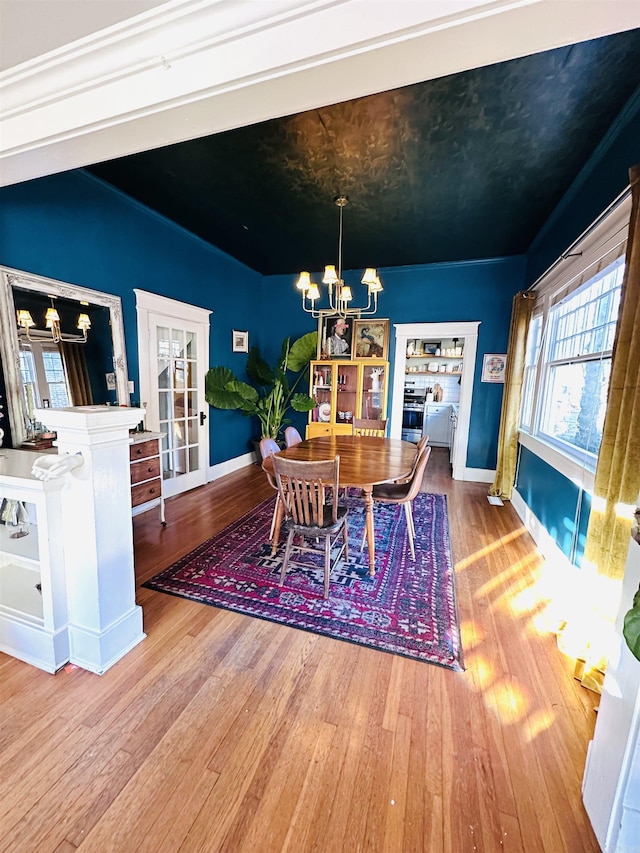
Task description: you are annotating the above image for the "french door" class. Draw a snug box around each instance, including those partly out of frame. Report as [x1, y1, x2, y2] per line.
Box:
[135, 291, 211, 499]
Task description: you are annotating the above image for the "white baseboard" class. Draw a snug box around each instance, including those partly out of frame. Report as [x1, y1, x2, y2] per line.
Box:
[68, 606, 146, 675]
[208, 451, 255, 482]
[461, 467, 495, 483]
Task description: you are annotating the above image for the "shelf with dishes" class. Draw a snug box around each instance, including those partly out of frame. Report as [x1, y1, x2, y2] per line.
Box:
[406, 364, 463, 375]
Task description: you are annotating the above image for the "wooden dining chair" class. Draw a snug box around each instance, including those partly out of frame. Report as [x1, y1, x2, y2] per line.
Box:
[362, 445, 432, 561]
[352, 417, 388, 437]
[271, 454, 348, 598]
[259, 437, 282, 543]
[284, 426, 302, 447]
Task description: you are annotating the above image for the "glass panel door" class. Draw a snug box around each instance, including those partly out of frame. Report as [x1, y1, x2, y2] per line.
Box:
[149, 314, 207, 498]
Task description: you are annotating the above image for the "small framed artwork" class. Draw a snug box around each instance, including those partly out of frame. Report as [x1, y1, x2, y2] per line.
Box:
[352, 319, 390, 360]
[422, 341, 441, 356]
[318, 315, 354, 359]
[232, 330, 249, 353]
[481, 353, 507, 383]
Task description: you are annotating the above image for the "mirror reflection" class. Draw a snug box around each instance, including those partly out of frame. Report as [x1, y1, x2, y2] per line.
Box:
[14, 289, 118, 423]
[0, 267, 129, 448]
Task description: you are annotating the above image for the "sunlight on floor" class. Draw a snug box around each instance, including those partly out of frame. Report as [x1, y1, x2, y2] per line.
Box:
[483, 678, 530, 725]
[455, 527, 528, 572]
[523, 708, 557, 742]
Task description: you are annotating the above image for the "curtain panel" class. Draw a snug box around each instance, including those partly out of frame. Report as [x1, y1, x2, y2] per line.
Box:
[60, 342, 93, 407]
[489, 291, 536, 500]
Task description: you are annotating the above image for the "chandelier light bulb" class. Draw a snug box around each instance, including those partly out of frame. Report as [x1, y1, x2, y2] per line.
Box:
[296, 271, 311, 291]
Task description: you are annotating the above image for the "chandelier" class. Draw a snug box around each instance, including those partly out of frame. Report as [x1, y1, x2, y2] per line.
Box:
[17, 298, 92, 343]
[296, 195, 383, 318]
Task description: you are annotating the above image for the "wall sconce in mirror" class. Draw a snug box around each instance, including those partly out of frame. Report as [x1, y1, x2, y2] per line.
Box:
[17, 298, 92, 343]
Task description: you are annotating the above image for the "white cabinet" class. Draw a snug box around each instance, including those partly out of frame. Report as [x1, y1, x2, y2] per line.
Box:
[0, 451, 68, 673]
[423, 404, 451, 446]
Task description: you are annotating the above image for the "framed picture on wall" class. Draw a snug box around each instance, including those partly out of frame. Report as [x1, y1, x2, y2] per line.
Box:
[318, 315, 354, 359]
[232, 330, 249, 353]
[352, 319, 390, 359]
[481, 353, 507, 383]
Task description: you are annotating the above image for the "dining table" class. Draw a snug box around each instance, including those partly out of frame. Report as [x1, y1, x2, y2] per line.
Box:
[262, 434, 418, 576]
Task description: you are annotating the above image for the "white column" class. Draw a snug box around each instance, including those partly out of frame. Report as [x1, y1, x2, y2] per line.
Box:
[35, 405, 146, 674]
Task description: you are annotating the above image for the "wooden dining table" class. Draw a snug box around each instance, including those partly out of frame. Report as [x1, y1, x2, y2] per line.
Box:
[262, 434, 418, 577]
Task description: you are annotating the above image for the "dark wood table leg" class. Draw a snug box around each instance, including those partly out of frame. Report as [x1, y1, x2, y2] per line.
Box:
[362, 486, 376, 576]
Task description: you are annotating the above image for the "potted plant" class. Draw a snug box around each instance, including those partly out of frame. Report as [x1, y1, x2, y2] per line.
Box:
[205, 331, 317, 443]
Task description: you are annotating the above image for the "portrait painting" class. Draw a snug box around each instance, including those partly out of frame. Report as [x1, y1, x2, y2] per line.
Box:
[318, 315, 354, 359]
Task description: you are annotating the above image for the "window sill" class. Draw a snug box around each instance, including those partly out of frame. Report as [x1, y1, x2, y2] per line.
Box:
[518, 431, 595, 493]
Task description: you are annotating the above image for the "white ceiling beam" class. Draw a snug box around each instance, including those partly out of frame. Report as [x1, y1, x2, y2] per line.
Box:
[1, 0, 639, 186]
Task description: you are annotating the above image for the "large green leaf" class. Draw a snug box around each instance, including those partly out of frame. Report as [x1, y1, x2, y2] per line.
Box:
[227, 380, 259, 404]
[623, 587, 640, 662]
[205, 367, 244, 409]
[246, 346, 274, 386]
[290, 392, 316, 412]
[205, 366, 236, 393]
[288, 331, 318, 372]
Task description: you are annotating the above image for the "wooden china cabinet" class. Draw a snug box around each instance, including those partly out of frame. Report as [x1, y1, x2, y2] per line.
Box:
[306, 359, 389, 437]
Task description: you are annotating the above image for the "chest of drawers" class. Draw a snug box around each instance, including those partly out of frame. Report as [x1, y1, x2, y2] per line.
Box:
[129, 432, 165, 525]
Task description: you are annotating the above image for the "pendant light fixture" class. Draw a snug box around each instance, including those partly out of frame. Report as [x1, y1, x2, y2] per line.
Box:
[296, 195, 383, 318]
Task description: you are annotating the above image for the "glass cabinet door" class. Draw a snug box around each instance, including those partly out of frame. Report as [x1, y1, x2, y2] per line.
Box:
[0, 498, 42, 622]
[310, 362, 334, 425]
[359, 363, 387, 420]
[335, 364, 358, 427]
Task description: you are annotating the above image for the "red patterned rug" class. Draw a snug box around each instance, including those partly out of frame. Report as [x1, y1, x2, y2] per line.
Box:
[144, 491, 463, 670]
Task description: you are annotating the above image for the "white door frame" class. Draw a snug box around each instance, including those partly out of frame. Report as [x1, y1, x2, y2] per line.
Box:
[134, 289, 211, 495]
[391, 321, 480, 480]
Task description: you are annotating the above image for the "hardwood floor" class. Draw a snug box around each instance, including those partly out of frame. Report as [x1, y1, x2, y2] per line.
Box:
[0, 448, 600, 852]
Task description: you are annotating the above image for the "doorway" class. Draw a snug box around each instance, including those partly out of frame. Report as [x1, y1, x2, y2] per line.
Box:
[390, 322, 480, 480]
[135, 290, 211, 499]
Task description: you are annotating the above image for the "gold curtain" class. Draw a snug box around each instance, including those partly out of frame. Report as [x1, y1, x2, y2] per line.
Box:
[566, 165, 640, 693]
[59, 341, 93, 406]
[489, 291, 536, 500]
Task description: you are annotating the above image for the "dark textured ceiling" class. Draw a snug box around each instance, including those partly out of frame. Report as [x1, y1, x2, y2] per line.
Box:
[87, 29, 640, 276]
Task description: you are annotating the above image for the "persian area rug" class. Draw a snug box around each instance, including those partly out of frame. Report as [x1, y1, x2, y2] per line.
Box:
[144, 491, 463, 670]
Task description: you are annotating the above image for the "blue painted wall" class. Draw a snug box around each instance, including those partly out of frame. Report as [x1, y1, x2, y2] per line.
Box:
[0, 170, 262, 464]
[516, 446, 590, 565]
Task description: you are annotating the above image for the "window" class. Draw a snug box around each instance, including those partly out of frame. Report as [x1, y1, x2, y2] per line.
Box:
[41, 349, 70, 408]
[19, 341, 70, 416]
[520, 255, 624, 467]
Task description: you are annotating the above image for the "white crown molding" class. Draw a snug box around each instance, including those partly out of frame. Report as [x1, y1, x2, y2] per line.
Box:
[1, 0, 639, 186]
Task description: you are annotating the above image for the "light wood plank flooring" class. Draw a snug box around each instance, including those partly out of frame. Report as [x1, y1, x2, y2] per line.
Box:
[0, 448, 599, 852]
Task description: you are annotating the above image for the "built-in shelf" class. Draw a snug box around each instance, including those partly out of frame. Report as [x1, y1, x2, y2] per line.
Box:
[406, 355, 464, 359]
[0, 519, 40, 564]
